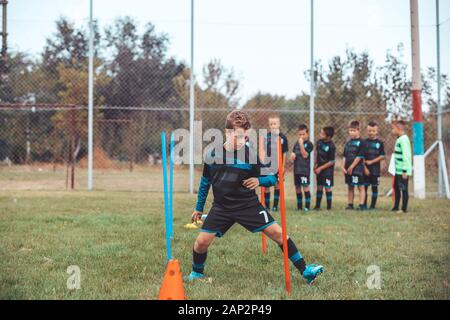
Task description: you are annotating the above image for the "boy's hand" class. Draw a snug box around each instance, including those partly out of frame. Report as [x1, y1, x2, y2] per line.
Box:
[299, 137, 304, 144]
[347, 167, 353, 175]
[314, 167, 321, 175]
[242, 177, 260, 190]
[402, 172, 407, 180]
[290, 152, 296, 161]
[191, 210, 203, 223]
[342, 167, 347, 174]
[364, 167, 370, 176]
[365, 159, 372, 166]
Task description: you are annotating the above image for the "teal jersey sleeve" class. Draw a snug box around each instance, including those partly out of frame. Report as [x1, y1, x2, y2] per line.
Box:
[257, 154, 277, 187]
[195, 165, 211, 212]
[258, 175, 277, 187]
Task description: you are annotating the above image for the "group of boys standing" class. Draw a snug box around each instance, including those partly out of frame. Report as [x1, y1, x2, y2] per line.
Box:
[263, 115, 412, 213]
[186, 111, 412, 283]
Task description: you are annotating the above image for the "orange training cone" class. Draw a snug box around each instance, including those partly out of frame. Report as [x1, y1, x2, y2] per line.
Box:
[158, 259, 186, 300]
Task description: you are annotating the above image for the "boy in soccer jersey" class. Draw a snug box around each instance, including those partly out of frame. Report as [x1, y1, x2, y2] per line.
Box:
[363, 121, 385, 210]
[263, 115, 289, 212]
[391, 120, 412, 213]
[342, 120, 367, 211]
[290, 124, 314, 212]
[187, 111, 324, 284]
[313, 126, 336, 210]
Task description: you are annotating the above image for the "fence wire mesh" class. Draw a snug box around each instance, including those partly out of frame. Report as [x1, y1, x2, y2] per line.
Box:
[1, 105, 448, 194]
[0, 0, 449, 195]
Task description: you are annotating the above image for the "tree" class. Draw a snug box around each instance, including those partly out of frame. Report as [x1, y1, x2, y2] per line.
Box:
[0, 52, 41, 163]
[172, 59, 241, 133]
[99, 17, 186, 160]
[42, 17, 101, 74]
[242, 92, 288, 129]
[101, 17, 184, 113]
[201, 59, 240, 108]
[378, 44, 411, 120]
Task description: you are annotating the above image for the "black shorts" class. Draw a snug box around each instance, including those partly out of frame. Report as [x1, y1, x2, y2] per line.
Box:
[345, 174, 366, 186]
[201, 203, 276, 237]
[317, 173, 333, 188]
[365, 174, 380, 186]
[294, 174, 310, 187]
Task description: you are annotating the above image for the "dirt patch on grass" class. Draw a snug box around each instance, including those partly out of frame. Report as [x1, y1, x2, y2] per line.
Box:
[79, 147, 116, 169]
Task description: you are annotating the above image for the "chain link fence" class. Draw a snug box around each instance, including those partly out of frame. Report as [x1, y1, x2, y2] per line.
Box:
[1, 0, 449, 195]
[1, 104, 447, 194]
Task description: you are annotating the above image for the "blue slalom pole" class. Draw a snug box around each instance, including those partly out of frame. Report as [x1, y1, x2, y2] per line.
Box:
[161, 131, 172, 261]
[168, 132, 175, 239]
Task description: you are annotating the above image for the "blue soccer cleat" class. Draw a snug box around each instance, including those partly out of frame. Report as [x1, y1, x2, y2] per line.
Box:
[302, 264, 324, 284]
[185, 271, 205, 282]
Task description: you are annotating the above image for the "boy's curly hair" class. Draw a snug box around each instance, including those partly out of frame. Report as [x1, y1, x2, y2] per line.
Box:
[225, 111, 251, 130]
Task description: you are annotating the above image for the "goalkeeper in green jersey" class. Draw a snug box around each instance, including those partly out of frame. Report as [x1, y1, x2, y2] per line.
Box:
[391, 120, 412, 213]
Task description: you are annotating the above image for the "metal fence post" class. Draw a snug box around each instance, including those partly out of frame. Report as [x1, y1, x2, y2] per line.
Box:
[88, 0, 94, 191]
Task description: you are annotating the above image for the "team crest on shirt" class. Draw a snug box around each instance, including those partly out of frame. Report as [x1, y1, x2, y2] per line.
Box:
[322, 145, 329, 152]
[375, 142, 380, 149]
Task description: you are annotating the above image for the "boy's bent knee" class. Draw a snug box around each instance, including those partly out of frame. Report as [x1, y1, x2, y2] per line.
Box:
[264, 224, 284, 244]
[194, 234, 214, 252]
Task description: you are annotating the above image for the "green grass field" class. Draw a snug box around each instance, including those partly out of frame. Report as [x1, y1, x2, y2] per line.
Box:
[1, 179, 449, 300]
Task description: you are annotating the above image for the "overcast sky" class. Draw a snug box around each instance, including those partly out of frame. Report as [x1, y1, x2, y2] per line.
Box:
[6, 0, 450, 103]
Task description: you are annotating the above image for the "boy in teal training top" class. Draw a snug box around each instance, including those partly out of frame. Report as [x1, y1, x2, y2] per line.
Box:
[363, 121, 385, 210]
[263, 114, 289, 212]
[187, 111, 324, 284]
[290, 124, 314, 212]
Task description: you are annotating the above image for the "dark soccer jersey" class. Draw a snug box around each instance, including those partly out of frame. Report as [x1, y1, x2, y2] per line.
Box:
[195, 145, 276, 212]
[265, 132, 289, 157]
[343, 138, 366, 175]
[364, 138, 385, 176]
[316, 139, 336, 176]
[293, 140, 314, 175]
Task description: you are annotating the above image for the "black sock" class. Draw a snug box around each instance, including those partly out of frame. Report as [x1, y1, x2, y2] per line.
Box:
[192, 249, 207, 274]
[393, 176, 401, 210]
[402, 190, 409, 211]
[278, 238, 306, 274]
[348, 203, 354, 208]
[264, 191, 271, 209]
[273, 189, 280, 208]
[393, 187, 400, 210]
[370, 186, 378, 208]
[296, 191, 303, 209]
[364, 185, 369, 207]
[315, 190, 323, 208]
[304, 191, 311, 210]
[326, 190, 332, 210]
